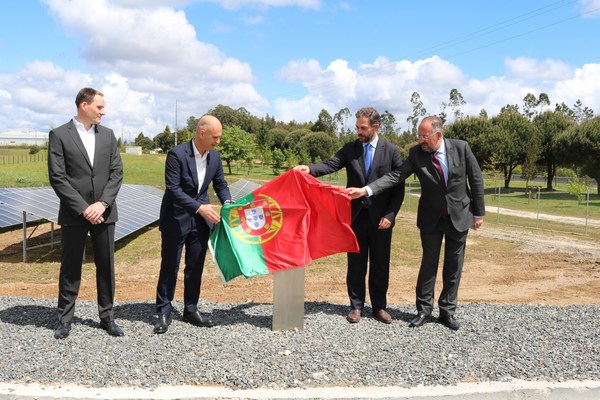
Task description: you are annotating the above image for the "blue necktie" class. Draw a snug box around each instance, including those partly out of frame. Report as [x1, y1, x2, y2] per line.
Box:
[364, 143, 372, 177]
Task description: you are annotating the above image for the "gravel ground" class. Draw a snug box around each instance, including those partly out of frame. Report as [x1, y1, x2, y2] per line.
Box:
[0, 297, 598, 390]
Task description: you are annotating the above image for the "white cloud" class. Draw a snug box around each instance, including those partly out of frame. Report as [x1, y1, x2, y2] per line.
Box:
[1, 0, 270, 136]
[198, 0, 321, 11]
[274, 55, 600, 129]
[578, 0, 600, 17]
[505, 57, 572, 82]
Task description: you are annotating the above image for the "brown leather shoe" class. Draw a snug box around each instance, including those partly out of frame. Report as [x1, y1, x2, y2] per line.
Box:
[346, 309, 362, 323]
[373, 309, 392, 324]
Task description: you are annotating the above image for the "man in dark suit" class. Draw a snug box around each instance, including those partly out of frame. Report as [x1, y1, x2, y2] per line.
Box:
[48, 87, 124, 339]
[154, 115, 231, 334]
[294, 107, 404, 324]
[348, 115, 485, 330]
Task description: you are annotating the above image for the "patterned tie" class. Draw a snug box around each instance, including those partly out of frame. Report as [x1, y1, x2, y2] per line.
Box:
[431, 151, 449, 218]
[364, 143, 372, 177]
[431, 151, 446, 188]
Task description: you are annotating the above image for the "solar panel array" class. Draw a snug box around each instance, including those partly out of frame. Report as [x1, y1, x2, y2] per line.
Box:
[228, 179, 261, 202]
[0, 184, 164, 241]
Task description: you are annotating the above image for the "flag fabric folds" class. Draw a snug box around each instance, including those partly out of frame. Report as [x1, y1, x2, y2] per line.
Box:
[210, 169, 359, 283]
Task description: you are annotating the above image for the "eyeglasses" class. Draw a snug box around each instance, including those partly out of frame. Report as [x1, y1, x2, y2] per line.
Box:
[417, 135, 431, 140]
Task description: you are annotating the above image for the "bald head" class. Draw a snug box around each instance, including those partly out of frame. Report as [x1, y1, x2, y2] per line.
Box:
[194, 115, 223, 154]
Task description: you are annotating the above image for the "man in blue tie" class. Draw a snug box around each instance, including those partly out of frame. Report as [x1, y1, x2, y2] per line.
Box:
[294, 107, 404, 324]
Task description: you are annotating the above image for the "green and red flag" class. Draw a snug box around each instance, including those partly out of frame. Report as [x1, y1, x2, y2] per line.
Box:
[209, 169, 359, 283]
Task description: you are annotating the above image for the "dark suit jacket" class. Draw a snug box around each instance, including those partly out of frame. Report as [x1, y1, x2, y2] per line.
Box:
[370, 138, 485, 233]
[159, 139, 231, 238]
[309, 138, 404, 226]
[48, 120, 123, 226]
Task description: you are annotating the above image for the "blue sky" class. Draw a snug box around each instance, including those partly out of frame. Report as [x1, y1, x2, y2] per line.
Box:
[0, 0, 599, 140]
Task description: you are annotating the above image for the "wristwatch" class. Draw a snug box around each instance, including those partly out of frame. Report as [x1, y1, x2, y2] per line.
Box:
[100, 201, 109, 209]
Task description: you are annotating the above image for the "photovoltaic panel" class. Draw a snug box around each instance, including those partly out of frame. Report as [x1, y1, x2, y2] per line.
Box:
[0, 203, 42, 228]
[0, 185, 164, 241]
[228, 179, 261, 202]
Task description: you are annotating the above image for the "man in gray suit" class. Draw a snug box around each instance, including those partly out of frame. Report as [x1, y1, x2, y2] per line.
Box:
[48, 87, 124, 339]
[348, 116, 484, 330]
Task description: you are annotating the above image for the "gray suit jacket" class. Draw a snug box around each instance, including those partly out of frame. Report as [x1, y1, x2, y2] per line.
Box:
[370, 138, 484, 233]
[48, 120, 123, 226]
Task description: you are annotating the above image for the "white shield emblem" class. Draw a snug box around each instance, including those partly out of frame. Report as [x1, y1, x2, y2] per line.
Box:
[244, 207, 265, 230]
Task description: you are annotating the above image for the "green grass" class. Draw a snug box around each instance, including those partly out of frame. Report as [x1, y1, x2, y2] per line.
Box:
[0, 147, 598, 222]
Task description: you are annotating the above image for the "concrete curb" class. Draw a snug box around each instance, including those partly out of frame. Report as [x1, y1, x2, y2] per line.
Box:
[0, 380, 599, 400]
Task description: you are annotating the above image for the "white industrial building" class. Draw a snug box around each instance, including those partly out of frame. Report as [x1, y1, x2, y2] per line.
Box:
[0, 131, 49, 146]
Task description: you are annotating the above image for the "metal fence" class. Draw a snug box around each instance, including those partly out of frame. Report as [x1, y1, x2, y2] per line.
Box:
[0, 153, 47, 165]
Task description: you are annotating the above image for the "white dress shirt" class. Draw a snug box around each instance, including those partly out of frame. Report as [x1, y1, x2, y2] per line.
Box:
[192, 141, 208, 193]
[73, 117, 96, 166]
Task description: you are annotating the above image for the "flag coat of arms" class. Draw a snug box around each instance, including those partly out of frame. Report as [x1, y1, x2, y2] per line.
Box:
[210, 170, 359, 283]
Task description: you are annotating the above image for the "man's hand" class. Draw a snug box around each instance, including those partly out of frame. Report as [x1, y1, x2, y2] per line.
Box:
[83, 202, 106, 224]
[473, 216, 484, 230]
[347, 187, 367, 199]
[198, 204, 221, 224]
[293, 165, 310, 173]
[378, 217, 392, 230]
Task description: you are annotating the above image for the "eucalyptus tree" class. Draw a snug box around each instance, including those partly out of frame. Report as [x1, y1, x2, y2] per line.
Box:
[333, 107, 352, 138]
[311, 109, 336, 136]
[407, 91, 427, 135]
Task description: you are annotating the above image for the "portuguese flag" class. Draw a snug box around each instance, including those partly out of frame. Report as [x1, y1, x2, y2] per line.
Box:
[210, 169, 359, 283]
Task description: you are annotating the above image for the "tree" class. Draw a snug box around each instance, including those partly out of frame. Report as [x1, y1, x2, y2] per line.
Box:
[134, 132, 154, 151]
[523, 93, 551, 120]
[444, 116, 491, 166]
[379, 110, 397, 138]
[268, 128, 289, 151]
[283, 128, 311, 157]
[448, 88, 466, 120]
[407, 91, 427, 135]
[554, 99, 595, 123]
[300, 131, 339, 163]
[186, 116, 198, 133]
[566, 117, 600, 194]
[489, 110, 534, 188]
[154, 125, 175, 152]
[572, 99, 595, 123]
[333, 107, 352, 138]
[311, 109, 335, 136]
[533, 111, 574, 190]
[218, 126, 257, 175]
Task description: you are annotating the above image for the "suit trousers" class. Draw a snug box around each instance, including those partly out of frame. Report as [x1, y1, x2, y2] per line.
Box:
[417, 217, 468, 317]
[156, 220, 210, 315]
[347, 210, 393, 311]
[57, 223, 116, 323]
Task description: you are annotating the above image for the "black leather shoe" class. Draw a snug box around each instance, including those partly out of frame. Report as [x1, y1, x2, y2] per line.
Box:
[100, 321, 125, 337]
[54, 322, 71, 339]
[182, 311, 214, 327]
[438, 314, 460, 331]
[409, 312, 432, 328]
[154, 314, 172, 334]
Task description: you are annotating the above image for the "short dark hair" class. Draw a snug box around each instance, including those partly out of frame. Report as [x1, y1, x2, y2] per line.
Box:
[355, 107, 380, 126]
[75, 88, 103, 108]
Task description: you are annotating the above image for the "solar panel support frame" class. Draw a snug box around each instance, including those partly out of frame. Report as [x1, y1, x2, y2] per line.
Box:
[21, 211, 59, 262]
